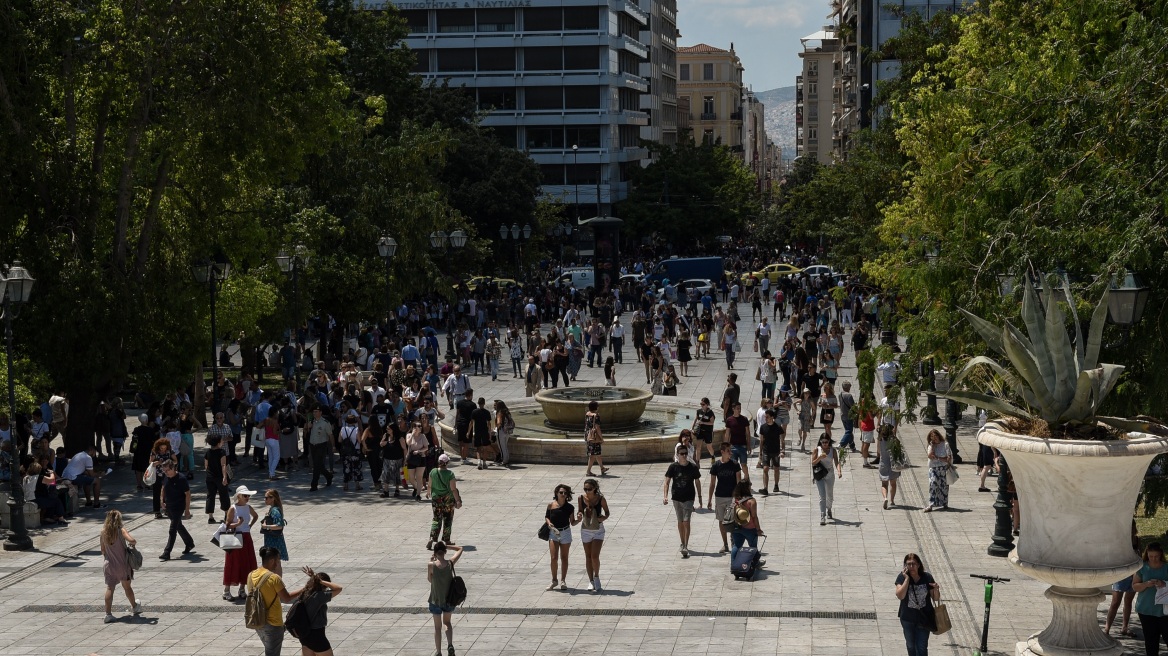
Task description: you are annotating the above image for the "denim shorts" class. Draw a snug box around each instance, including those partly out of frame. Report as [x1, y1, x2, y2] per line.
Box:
[429, 602, 456, 614]
[730, 445, 748, 465]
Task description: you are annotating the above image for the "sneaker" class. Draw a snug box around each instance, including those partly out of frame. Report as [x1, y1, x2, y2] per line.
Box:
[546, 580, 558, 591]
[827, 510, 833, 519]
[104, 613, 115, 624]
[593, 577, 602, 592]
[158, 553, 171, 561]
[719, 546, 729, 554]
[820, 517, 826, 526]
[757, 488, 769, 496]
[773, 485, 780, 493]
[883, 499, 889, 510]
[559, 581, 567, 591]
[681, 547, 689, 558]
[448, 647, 456, 656]
[380, 490, 388, 498]
[922, 505, 934, 513]
[393, 489, 400, 498]
[207, 517, 218, 524]
[132, 603, 143, 616]
[222, 592, 234, 601]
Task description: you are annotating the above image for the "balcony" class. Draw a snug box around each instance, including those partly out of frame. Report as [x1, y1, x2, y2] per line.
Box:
[730, 110, 742, 120]
[617, 34, 649, 59]
[700, 112, 717, 120]
[844, 92, 856, 107]
[615, 0, 649, 26]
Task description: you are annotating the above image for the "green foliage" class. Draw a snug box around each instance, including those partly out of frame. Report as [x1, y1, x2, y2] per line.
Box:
[619, 140, 760, 251]
[0, 351, 52, 417]
[866, 0, 1168, 421]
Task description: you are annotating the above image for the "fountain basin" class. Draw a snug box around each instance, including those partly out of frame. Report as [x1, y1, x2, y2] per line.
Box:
[535, 386, 653, 430]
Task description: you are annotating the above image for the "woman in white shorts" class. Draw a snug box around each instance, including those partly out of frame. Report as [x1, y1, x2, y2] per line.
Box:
[577, 478, 610, 593]
[544, 484, 579, 591]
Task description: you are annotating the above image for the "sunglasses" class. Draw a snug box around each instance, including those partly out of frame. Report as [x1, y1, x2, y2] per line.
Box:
[583, 487, 595, 492]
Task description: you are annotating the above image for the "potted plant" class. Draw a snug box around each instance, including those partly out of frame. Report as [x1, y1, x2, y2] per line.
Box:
[942, 279, 1168, 656]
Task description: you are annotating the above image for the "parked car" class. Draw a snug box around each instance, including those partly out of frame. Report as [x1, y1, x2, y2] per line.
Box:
[644, 257, 724, 286]
[675, 278, 715, 296]
[741, 262, 803, 284]
[619, 273, 644, 287]
[801, 265, 837, 280]
[455, 276, 519, 292]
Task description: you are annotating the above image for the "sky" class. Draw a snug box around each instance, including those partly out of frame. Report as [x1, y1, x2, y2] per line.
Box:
[676, 0, 832, 91]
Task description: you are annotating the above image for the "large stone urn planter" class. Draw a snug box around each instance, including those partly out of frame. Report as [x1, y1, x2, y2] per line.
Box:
[980, 423, 1168, 655]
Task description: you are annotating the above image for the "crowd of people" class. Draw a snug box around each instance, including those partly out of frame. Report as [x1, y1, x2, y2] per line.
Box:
[0, 250, 1005, 656]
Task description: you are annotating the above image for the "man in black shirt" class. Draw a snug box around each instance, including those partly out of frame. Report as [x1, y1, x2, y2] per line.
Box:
[804, 364, 823, 414]
[694, 398, 717, 465]
[470, 397, 495, 470]
[706, 443, 742, 554]
[454, 389, 477, 465]
[380, 415, 408, 498]
[159, 462, 195, 560]
[664, 446, 702, 558]
[720, 373, 741, 419]
[758, 410, 783, 496]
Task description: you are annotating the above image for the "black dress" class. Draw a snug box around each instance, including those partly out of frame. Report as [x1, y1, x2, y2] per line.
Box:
[677, 338, 692, 363]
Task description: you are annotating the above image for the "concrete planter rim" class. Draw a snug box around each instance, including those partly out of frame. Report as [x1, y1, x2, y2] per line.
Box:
[979, 420, 1168, 456]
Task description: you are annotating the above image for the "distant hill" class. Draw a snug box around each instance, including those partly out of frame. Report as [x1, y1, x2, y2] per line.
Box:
[753, 86, 797, 161]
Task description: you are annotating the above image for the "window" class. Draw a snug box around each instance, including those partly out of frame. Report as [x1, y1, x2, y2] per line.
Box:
[619, 125, 639, 148]
[477, 9, 514, 32]
[564, 46, 599, 70]
[808, 82, 817, 96]
[618, 88, 639, 111]
[808, 127, 818, 141]
[807, 60, 818, 75]
[563, 7, 599, 29]
[539, 164, 565, 184]
[437, 10, 475, 33]
[679, 63, 689, 80]
[478, 48, 515, 71]
[527, 128, 565, 150]
[436, 49, 475, 72]
[703, 63, 714, 80]
[401, 10, 428, 33]
[524, 8, 561, 31]
[617, 50, 640, 75]
[410, 49, 430, 73]
[702, 96, 714, 115]
[524, 47, 561, 71]
[525, 87, 563, 110]
[478, 88, 517, 110]
[566, 126, 601, 148]
[702, 129, 714, 144]
[564, 86, 600, 109]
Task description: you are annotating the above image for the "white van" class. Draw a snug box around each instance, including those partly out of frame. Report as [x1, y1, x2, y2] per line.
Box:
[557, 267, 594, 289]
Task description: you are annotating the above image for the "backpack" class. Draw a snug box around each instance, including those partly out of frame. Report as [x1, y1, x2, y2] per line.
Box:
[244, 571, 276, 630]
[446, 564, 468, 607]
[284, 596, 310, 639]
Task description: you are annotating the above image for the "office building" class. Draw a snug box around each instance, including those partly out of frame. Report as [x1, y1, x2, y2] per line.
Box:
[641, 0, 680, 148]
[386, 0, 655, 216]
[795, 27, 840, 163]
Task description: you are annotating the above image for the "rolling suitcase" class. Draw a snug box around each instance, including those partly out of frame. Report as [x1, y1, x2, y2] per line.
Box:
[731, 535, 766, 580]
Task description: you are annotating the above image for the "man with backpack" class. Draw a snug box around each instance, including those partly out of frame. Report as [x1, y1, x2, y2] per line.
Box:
[246, 546, 306, 655]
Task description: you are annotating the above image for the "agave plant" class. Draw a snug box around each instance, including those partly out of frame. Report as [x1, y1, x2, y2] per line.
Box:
[944, 277, 1150, 435]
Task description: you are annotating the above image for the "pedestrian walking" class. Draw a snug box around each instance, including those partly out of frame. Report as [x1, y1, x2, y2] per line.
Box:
[470, 397, 494, 469]
[720, 322, 738, 369]
[664, 445, 701, 558]
[293, 568, 343, 656]
[1105, 522, 1139, 637]
[158, 461, 195, 560]
[577, 478, 610, 592]
[545, 483, 579, 590]
[757, 409, 782, 495]
[493, 400, 514, 466]
[149, 438, 177, 519]
[204, 433, 230, 524]
[260, 488, 289, 562]
[584, 400, 609, 476]
[380, 415, 408, 498]
[895, 553, 940, 656]
[248, 547, 305, 656]
[812, 433, 842, 525]
[819, 382, 838, 440]
[693, 398, 716, 465]
[603, 356, 617, 386]
[1132, 542, 1168, 655]
[339, 413, 365, 491]
[878, 394, 901, 508]
[428, 541, 464, 656]
[100, 509, 142, 623]
[730, 481, 764, 561]
[923, 429, 952, 512]
[427, 454, 462, 549]
[223, 485, 259, 600]
[706, 443, 742, 554]
[307, 407, 335, 492]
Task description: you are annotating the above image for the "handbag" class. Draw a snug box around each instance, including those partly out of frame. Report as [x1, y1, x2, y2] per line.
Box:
[733, 340, 742, 352]
[219, 531, 243, 551]
[820, 408, 836, 424]
[932, 601, 952, 635]
[945, 466, 959, 486]
[446, 564, 467, 607]
[126, 544, 143, 571]
[812, 461, 829, 481]
[537, 523, 551, 541]
[250, 428, 266, 449]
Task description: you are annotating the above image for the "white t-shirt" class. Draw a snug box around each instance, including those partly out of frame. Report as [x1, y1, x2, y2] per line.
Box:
[877, 361, 901, 385]
[757, 322, 771, 337]
[879, 397, 900, 426]
[62, 451, 94, 480]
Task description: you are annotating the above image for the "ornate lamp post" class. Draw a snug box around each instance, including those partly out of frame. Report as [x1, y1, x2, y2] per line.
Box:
[499, 223, 531, 279]
[275, 245, 309, 385]
[430, 230, 467, 355]
[377, 235, 398, 330]
[192, 256, 231, 415]
[2, 261, 34, 551]
[1107, 271, 1150, 341]
[549, 222, 573, 269]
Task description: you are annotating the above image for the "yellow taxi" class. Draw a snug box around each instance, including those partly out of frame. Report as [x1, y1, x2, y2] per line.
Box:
[455, 276, 519, 292]
[741, 263, 803, 285]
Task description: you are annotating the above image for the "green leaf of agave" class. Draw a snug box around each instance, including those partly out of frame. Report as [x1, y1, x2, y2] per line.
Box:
[939, 390, 1035, 421]
[1097, 416, 1168, 437]
[1084, 288, 1110, 370]
[1000, 325, 1058, 418]
[1042, 284, 1077, 411]
[959, 308, 1005, 356]
[949, 355, 1042, 410]
[1058, 369, 1100, 424]
[1021, 280, 1056, 394]
[1096, 364, 1125, 411]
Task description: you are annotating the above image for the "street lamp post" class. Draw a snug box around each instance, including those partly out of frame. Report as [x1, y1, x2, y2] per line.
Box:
[499, 223, 531, 279]
[921, 359, 942, 425]
[572, 145, 579, 223]
[549, 223, 573, 270]
[430, 230, 467, 356]
[377, 235, 398, 331]
[2, 261, 35, 551]
[275, 246, 310, 386]
[193, 256, 231, 417]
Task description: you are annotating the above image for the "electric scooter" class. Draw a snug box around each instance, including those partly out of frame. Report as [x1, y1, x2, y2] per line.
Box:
[971, 573, 1010, 656]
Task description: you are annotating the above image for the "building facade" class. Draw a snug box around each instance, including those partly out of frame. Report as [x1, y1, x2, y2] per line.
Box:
[387, 0, 657, 216]
[677, 44, 744, 149]
[640, 0, 679, 148]
[795, 27, 839, 163]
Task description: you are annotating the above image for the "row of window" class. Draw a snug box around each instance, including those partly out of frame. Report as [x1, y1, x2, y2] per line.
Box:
[401, 8, 601, 34]
[539, 162, 640, 186]
[411, 47, 604, 74]
[678, 63, 715, 81]
[475, 86, 604, 111]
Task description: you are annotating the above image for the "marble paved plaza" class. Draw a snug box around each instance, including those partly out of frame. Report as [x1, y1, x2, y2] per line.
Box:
[0, 315, 1145, 655]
